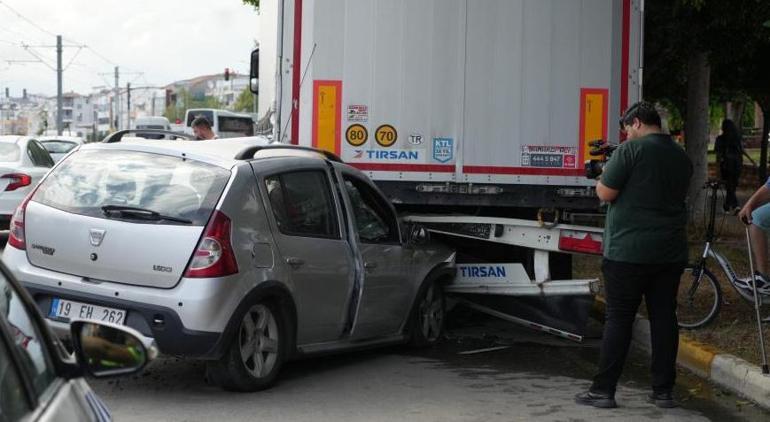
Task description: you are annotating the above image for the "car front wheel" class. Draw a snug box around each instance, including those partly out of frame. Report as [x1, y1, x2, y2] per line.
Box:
[409, 280, 445, 347]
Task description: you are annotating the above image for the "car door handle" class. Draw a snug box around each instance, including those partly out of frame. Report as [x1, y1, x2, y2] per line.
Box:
[364, 261, 378, 270]
[285, 257, 305, 268]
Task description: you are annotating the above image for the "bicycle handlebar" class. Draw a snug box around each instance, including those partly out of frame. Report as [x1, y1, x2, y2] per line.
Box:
[703, 180, 725, 190]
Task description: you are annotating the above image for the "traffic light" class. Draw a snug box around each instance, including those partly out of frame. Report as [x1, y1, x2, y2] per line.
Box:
[224, 68, 230, 81]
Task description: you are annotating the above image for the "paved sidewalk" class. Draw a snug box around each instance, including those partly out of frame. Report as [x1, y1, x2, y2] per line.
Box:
[633, 318, 770, 409]
[595, 297, 770, 409]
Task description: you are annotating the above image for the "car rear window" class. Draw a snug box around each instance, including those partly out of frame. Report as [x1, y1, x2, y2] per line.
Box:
[32, 149, 231, 226]
[41, 141, 77, 154]
[0, 143, 21, 162]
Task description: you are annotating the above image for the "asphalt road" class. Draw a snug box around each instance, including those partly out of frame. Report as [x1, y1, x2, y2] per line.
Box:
[0, 237, 765, 421]
[87, 316, 769, 422]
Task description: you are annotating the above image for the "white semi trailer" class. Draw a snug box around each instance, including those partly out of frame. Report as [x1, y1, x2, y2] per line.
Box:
[251, 0, 644, 340]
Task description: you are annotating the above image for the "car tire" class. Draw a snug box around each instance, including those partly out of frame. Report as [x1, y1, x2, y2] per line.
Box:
[409, 279, 446, 348]
[208, 300, 286, 392]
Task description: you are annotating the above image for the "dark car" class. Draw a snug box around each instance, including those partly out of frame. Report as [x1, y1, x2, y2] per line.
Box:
[0, 259, 155, 421]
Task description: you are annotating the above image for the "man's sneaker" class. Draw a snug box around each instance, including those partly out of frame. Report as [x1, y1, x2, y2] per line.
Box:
[754, 272, 770, 296]
[647, 391, 678, 408]
[575, 391, 617, 408]
[736, 272, 770, 302]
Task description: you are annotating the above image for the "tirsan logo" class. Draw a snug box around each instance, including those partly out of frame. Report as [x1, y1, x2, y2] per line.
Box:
[460, 265, 507, 278]
[364, 150, 421, 161]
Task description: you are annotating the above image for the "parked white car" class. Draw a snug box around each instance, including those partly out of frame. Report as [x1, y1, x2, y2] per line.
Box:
[0, 136, 55, 230]
[38, 136, 85, 163]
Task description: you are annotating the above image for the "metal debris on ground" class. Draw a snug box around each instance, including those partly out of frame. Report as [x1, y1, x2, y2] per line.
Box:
[457, 346, 511, 355]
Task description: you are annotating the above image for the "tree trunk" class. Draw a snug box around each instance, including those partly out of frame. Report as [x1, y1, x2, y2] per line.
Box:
[726, 101, 745, 134]
[759, 99, 770, 186]
[685, 51, 711, 212]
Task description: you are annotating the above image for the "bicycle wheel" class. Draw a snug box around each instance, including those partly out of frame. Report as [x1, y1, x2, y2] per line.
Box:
[677, 265, 722, 329]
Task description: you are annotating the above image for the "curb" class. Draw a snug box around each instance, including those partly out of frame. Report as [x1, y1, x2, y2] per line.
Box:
[593, 297, 770, 409]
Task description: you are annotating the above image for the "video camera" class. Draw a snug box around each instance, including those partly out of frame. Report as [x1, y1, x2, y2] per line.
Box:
[584, 139, 618, 179]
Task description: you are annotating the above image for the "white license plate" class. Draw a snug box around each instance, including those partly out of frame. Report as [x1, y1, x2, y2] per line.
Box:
[49, 298, 127, 325]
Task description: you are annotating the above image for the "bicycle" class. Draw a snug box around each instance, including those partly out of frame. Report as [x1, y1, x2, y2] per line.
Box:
[677, 180, 770, 329]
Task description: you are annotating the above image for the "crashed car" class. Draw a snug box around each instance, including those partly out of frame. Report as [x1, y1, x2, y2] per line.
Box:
[3, 133, 455, 391]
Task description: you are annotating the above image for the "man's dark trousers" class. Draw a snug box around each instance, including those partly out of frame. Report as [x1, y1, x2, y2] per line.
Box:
[590, 259, 684, 396]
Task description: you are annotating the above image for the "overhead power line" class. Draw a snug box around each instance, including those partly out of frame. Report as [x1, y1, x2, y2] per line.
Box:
[0, 0, 57, 38]
[63, 46, 83, 71]
[20, 44, 56, 71]
[0, 1, 120, 70]
[62, 36, 117, 66]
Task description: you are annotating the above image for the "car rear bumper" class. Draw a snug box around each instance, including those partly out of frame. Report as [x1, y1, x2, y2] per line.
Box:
[2, 245, 244, 359]
[25, 284, 225, 358]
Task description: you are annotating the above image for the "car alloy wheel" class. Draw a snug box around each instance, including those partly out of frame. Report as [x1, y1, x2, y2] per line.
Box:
[417, 282, 444, 343]
[239, 304, 280, 379]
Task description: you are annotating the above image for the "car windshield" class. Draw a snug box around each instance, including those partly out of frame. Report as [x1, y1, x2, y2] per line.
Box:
[41, 141, 78, 154]
[0, 143, 21, 162]
[32, 149, 231, 226]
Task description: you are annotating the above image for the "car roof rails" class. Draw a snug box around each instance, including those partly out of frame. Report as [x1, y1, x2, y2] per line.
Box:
[234, 144, 343, 162]
[101, 129, 195, 143]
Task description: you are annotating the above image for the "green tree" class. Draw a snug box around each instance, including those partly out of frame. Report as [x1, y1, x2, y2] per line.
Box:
[242, 0, 259, 9]
[645, 0, 770, 205]
[163, 88, 223, 122]
[740, 39, 770, 183]
[232, 87, 257, 113]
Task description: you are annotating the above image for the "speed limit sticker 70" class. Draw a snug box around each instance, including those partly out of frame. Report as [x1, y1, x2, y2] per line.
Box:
[375, 124, 398, 147]
[346, 124, 368, 146]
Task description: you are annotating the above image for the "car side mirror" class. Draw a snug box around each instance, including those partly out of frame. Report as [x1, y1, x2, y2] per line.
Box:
[249, 48, 259, 95]
[407, 224, 430, 246]
[70, 320, 157, 378]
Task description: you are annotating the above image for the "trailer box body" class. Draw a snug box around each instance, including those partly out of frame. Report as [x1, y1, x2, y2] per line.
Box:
[261, 0, 643, 209]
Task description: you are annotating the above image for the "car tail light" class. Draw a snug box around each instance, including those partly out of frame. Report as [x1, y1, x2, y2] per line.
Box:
[8, 190, 37, 250]
[558, 230, 603, 255]
[2, 173, 31, 192]
[184, 210, 239, 278]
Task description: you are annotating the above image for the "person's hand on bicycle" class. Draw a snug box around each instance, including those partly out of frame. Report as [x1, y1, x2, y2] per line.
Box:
[738, 204, 753, 225]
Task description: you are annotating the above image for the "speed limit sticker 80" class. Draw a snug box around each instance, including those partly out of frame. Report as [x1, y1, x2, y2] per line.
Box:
[346, 124, 368, 146]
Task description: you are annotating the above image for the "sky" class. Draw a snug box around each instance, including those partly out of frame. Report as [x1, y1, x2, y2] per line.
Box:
[0, 0, 259, 97]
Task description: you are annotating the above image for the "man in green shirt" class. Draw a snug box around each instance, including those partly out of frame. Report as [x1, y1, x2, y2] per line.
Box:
[575, 101, 693, 409]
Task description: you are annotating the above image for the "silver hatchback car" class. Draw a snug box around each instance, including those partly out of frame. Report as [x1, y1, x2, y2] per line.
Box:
[3, 136, 455, 391]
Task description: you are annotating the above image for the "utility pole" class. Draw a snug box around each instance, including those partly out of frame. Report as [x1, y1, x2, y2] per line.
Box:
[114, 66, 120, 130]
[92, 110, 98, 142]
[151, 92, 156, 116]
[126, 82, 131, 129]
[56, 35, 63, 135]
